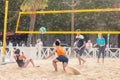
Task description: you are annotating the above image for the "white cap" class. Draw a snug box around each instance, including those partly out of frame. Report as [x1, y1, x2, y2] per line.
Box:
[76, 35, 84, 39]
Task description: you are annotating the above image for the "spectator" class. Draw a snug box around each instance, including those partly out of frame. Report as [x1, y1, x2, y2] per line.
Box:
[85, 40, 93, 53]
[35, 38, 43, 59]
[85, 40, 93, 57]
[8, 41, 14, 61]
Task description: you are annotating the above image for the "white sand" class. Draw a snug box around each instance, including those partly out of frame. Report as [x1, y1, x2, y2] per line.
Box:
[0, 58, 120, 80]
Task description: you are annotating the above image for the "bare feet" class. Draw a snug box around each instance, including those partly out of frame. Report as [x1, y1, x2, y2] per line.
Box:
[79, 63, 81, 65]
[83, 61, 86, 64]
[53, 70, 57, 72]
[78, 61, 86, 65]
[36, 65, 40, 67]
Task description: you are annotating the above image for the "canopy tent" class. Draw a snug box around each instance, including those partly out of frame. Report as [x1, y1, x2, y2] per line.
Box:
[0, 32, 24, 38]
[6, 32, 14, 37]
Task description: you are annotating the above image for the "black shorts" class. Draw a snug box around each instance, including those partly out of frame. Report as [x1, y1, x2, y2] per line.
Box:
[75, 48, 85, 56]
[56, 56, 68, 64]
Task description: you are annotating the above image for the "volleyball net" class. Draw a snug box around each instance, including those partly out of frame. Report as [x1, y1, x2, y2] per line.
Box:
[16, 8, 120, 34]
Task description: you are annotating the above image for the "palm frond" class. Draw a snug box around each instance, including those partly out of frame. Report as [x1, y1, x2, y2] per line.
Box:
[20, 0, 48, 11]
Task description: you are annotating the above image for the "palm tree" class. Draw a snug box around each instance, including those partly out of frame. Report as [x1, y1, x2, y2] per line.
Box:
[20, 0, 48, 46]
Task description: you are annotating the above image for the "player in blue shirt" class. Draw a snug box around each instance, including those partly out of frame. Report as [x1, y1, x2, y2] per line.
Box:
[94, 33, 106, 64]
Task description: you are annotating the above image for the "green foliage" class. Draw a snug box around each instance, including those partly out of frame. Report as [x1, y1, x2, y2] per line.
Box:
[0, 0, 120, 32]
[20, 0, 48, 11]
[0, 0, 5, 32]
[75, 0, 120, 31]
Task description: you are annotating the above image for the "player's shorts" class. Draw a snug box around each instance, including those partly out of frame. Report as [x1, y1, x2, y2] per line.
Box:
[56, 55, 68, 64]
[75, 48, 85, 56]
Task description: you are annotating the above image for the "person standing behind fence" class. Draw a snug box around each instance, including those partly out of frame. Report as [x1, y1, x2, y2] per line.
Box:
[73, 34, 86, 65]
[35, 38, 43, 59]
[94, 33, 106, 64]
[85, 40, 93, 54]
[8, 41, 14, 61]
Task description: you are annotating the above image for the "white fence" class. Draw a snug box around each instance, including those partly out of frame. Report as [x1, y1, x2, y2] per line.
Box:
[0, 47, 120, 62]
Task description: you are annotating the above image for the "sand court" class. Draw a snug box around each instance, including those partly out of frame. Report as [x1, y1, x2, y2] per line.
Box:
[65, 66, 80, 75]
[0, 58, 120, 80]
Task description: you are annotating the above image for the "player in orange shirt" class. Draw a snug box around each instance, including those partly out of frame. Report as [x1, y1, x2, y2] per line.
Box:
[44, 40, 68, 72]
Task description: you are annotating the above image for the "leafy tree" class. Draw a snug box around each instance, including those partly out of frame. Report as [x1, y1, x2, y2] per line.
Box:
[20, 0, 48, 46]
[1, 0, 120, 46]
[7, 0, 24, 32]
[75, 0, 120, 31]
[0, 0, 5, 32]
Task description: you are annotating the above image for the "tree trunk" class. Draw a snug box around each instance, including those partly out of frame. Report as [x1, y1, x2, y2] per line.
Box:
[27, 14, 36, 46]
